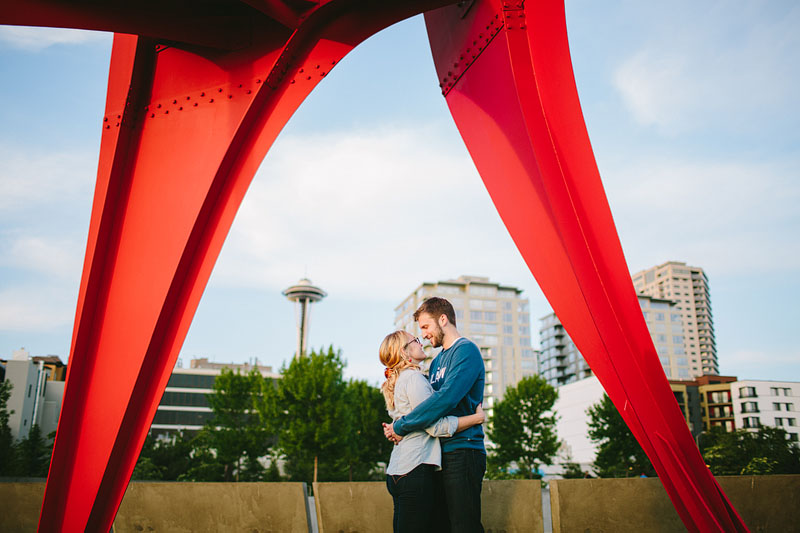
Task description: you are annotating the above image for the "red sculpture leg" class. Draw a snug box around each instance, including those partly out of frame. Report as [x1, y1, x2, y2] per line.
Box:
[425, 2, 748, 532]
[28, 2, 455, 531]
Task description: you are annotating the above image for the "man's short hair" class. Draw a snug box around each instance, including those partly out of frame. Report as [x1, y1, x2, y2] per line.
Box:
[414, 297, 457, 327]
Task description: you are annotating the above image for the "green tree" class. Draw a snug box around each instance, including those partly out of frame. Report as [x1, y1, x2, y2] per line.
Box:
[257, 346, 349, 484]
[194, 368, 271, 481]
[700, 426, 800, 476]
[341, 379, 393, 481]
[15, 424, 52, 477]
[132, 431, 195, 481]
[0, 380, 15, 475]
[487, 375, 559, 479]
[586, 394, 655, 478]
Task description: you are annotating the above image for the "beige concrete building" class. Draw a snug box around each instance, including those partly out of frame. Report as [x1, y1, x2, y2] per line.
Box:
[632, 261, 718, 376]
[394, 276, 538, 412]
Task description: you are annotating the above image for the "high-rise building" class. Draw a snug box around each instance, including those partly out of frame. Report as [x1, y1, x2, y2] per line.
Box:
[539, 294, 688, 387]
[632, 261, 717, 376]
[394, 275, 538, 412]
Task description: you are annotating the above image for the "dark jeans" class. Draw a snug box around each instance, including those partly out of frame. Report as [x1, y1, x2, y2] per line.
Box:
[432, 448, 486, 533]
[386, 463, 435, 533]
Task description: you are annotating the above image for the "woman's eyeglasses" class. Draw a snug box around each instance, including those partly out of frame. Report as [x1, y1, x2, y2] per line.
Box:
[403, 337, 422, 350]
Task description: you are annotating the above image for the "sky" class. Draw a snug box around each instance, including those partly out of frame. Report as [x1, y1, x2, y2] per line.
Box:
[1, 1, 798, 387]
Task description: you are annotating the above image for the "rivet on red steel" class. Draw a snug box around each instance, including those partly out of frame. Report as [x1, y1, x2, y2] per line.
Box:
[164, 110, 169, 114]
[150, 113, 155, 118]
[200, 92, 205, 97]
[186, 96, 191, 100]
[104, 117, 108, 122]
[157, 104, 162, 109]
[246, 89, 252, 94]
[256, 79, 262, 83]
[193, 103, 198, 107]
[218, 88, 223, 93]
[172, 99, 177, 104]
[228, 95, 232, 99]
[105, 125, 110, 129]
[209, 98, 214, 103]
[179, 107, 183, 110]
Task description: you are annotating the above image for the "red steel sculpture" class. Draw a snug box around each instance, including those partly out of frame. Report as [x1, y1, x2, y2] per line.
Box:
[2, 1, 749, 532]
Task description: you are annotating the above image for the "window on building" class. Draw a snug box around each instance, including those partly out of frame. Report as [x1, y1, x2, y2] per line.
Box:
[771, 387, 781, 396]
[655, 312, 665, 321]
[741, 402, 759, 413]
[504, 336, 513, 346]
[742, 417, 760, 429]
[672, 335, 685, 344]
[788, 433, 799, 442]
[484, 311, 497, 321]
[503, 313, 513, 322]
[788, 418, 797, 427]
[470, 310, 482, 321]
[739, 386, 757, 398]
[774, 402, 782, 411]
[503, 325, 513, 335]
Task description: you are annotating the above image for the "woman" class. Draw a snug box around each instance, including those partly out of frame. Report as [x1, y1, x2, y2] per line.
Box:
[379, 330, 485, 533]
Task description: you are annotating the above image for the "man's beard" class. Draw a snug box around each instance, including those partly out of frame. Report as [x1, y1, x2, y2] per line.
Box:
[431, 323, 445, 348]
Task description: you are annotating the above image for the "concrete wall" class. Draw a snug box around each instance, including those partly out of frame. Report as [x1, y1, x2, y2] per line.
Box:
[3, 476, 798, 532]
[115, 482, 310, 533]
[550, 475, 800, 533]
[0, 482, 310, 533]
[313, 479, 542, 533]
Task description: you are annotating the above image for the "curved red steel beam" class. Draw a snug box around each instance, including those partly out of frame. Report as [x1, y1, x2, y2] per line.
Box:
[425, 2, 748, 532]
[0, 0, 749, 531]
[17, 1, 456, 531]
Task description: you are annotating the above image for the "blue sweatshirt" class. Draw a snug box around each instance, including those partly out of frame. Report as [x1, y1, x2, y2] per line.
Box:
[393, 337, 486, 453]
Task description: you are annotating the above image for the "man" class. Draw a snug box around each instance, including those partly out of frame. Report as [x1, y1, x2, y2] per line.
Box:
[383, 297, 486, 532]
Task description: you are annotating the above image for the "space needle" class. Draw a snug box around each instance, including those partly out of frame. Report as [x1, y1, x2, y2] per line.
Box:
[282, 278, 327, 358]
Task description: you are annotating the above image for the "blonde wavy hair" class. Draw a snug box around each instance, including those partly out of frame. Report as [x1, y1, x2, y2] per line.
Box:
[379, 330, 418, 412]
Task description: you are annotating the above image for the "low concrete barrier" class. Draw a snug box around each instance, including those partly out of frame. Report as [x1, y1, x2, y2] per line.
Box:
[313, 479, 542, 533]
[0, 481, 45, 533]
[115, 482, 311, 533]
[0, 481, 310, 533]
[550, 475, 800, 533]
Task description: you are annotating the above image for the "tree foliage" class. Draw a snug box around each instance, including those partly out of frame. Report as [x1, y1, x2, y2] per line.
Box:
[486, 375, 559, 479]
[0, 380, 15, 475]
[700, 426, 800, 476]
[586, 394, 655, 478]
[341, 379, 393, 481]
[256, 346, 350, 484]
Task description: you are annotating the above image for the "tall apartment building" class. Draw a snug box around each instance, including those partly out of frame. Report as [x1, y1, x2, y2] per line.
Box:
[394, 276, 538, 410]
[539, 294, 687, 387]
[150, 358, 279, 437]
[632, 261, 717, 376]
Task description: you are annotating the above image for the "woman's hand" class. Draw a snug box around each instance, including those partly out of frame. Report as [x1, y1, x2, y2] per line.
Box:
[475, 403, 485, 424]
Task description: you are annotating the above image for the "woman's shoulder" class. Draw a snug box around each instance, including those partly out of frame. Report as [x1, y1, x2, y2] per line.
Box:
[396, 368, 426, 386]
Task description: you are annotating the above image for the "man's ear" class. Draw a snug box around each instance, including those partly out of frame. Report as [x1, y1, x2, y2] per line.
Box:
[439, 314, 448, 328]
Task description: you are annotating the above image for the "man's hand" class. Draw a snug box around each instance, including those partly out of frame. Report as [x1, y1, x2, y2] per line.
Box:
[382, 422, 403, 444]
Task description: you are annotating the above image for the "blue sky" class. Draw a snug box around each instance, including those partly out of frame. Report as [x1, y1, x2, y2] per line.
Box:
[1, 1, 798, 387]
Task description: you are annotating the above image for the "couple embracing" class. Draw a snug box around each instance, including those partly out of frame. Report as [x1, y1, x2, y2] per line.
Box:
[379, 297, 486, 533]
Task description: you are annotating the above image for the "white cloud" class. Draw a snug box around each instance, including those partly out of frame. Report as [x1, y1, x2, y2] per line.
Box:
[0, 26, 109, 52]
[613, 3, 800, 132]
[0, 147, 95, 213]
[0, 285, 76, 331]
[1, 236, 83, 280]
[211, 123, 537, 301]
[603, 157, 800, 276]
[722, 349, 800, 380]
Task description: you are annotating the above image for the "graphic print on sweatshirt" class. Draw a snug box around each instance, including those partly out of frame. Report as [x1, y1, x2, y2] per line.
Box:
[430, 365, 447, 387]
